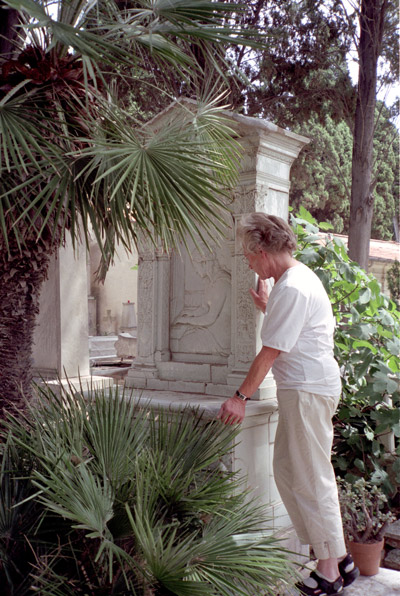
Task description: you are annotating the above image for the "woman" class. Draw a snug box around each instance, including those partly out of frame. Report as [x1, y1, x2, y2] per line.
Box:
[218, 213, 359, 596]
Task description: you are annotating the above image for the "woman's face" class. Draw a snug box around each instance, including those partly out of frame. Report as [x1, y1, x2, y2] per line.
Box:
[243, 248, 273, 280]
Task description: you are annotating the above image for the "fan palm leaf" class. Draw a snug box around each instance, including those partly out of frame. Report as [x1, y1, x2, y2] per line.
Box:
[0, 0, 264, 409]
[0, 0, 251, 256]
[1, 383, 299, 594]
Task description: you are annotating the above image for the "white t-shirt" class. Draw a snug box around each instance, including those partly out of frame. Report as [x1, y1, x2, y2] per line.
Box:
[261, 263, 341, 396]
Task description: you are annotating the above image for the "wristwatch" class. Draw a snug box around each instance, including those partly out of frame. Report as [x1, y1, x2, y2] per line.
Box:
[235, 390, 250, 402]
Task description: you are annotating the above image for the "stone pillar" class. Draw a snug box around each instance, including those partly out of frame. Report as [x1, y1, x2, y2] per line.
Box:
[225, 113, 309, 398]
[32, 237, 109, 389]
[130, 240, 171, 384]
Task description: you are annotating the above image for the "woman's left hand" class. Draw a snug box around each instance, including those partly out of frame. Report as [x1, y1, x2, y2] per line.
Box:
[217, 396, 246, 425]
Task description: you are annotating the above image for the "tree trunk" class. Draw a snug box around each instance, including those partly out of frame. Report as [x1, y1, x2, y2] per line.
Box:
[0, 3, 20, 59]
[0, 240, 51, 417]
[348, 0, 387, 270]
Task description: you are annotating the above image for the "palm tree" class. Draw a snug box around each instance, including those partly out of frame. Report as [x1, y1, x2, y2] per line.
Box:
[0, 382, 299, 594]
[0, 0, 256, 413]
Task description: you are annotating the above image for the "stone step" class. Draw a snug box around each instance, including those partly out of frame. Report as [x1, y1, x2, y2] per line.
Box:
[89, 336, 118, 358]
[386, 520, 400, 549]
[385, 549, 400, 571]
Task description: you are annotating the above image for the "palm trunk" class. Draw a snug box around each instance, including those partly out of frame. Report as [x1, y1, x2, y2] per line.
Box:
[0, 239, 51, 416]
[0, 3, 20, 59]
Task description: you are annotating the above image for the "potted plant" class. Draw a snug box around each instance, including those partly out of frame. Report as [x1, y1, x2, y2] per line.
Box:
[338, 477, 396, 576]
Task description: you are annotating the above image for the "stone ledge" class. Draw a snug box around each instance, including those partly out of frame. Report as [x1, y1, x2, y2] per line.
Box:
[34, 375, 114, 398]
[386, 520, 400, 549]
[117, 388, 278, 426]
[384, 549, 400, 571]
[157, 361, 211, 382]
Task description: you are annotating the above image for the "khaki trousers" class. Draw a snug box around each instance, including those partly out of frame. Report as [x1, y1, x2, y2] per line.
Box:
[273, 389, 346, 560]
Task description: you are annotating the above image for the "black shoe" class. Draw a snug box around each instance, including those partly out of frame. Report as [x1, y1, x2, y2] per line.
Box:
[295, 570, 344, 595]
[338, 552, 360, 587]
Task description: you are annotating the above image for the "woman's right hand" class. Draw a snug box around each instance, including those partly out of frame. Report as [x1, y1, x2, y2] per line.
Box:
[249, 279, 269, 312]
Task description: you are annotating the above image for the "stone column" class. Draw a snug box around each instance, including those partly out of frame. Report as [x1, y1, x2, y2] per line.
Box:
[32, 237, 109, 390]
[130, 240, 171, 386]
[226, 114, 309, 398]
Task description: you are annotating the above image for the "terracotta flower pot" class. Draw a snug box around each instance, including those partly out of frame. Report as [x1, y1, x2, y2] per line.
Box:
[348, 539, 385, 576]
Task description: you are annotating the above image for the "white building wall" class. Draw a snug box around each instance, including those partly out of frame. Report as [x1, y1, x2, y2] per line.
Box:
[89, 242, 138, 336]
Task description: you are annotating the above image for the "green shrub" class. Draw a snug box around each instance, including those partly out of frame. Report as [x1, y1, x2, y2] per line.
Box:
[292, 208, 400, 496]
[0, 383, 298, 595]
[387, 260, 400, 306]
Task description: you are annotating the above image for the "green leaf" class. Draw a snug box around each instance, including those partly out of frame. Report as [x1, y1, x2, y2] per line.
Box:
[372, 370, 399, 394]
[349, 323, 377, 340]
[319, 221, 334, 231]
[364, 427, 374, 441]
[357, 287, 371, 304]
[386, 337, 400, 357]
[314, 269, 331, 291]
[334, 456, 350, 470]
[372, 440, 382, 457]
[352, 340, 377, 354]
[354, 458, 365, 472]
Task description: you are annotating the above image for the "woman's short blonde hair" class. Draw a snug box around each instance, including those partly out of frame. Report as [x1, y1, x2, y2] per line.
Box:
[238, 213, 297, 255]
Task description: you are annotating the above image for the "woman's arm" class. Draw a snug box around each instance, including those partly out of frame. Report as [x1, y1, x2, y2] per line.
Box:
[217, 345, 280, 425]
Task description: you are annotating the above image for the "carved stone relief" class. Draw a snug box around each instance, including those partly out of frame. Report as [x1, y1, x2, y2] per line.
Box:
[232, 185, 271, 215]
[170, 241, 232, 360]
[136, 258, 154, 360]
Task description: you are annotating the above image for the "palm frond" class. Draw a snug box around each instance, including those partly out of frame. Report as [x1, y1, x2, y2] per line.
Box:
[1, 382, 298, 594]
[73, 97, 240, 250]
[0, 0, 258, 267]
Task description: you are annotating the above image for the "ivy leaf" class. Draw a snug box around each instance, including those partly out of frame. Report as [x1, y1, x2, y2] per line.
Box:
[319, 221, 334, 231]
[338, 262, 356, 282]
[370, 408, 400, 432]
[349, 305, 360, 323]
[364, 427, 374, 441]
[314, 269, 331, 292]
[354, 458, 365, 472]
[334, 456, 349, 471]
[354, 351, 375, 379]
[299, 247, 320, 264]
[372, 440, 382, 457]
[372, 371, 398, 394]
[350, 323, 377, 340]
[387, 355, 400, 373]
[370, 467, 393, 494]
[358, 287, 371, 304]
[379, 311, 395, 326]
[386, 337, 400, 357]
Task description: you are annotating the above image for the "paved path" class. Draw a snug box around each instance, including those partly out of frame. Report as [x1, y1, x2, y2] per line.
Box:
[344, 567, 400, 596]
[282, 566, 400, 595]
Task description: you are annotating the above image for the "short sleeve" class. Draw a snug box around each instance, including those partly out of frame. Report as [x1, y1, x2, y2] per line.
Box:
[261, 287, 308, 352]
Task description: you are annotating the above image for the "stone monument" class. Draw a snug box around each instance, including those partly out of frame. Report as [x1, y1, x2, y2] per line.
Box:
[126, 102, 308, 400]
[124, 101, 309, 546]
